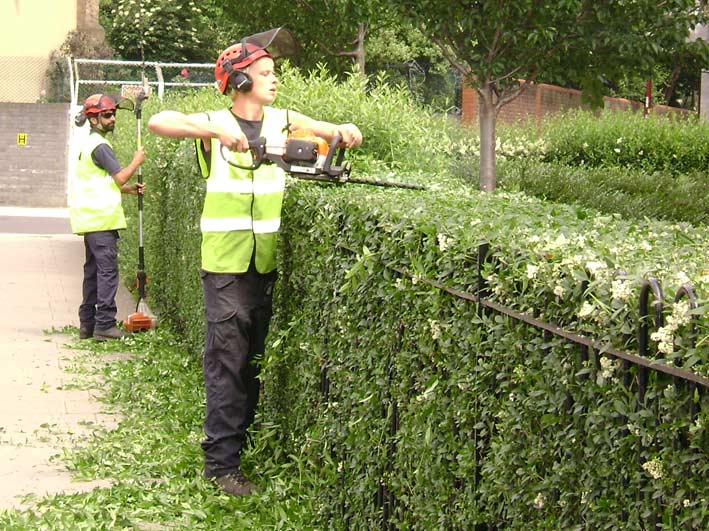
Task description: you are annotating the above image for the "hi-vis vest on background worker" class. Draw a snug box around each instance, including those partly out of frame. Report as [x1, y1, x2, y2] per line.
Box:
[195, 106, 288, 274]
[69, 132, 127, 234]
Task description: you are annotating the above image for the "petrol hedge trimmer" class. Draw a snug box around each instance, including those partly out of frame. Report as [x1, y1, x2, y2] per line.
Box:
[221, 131, 426, 190]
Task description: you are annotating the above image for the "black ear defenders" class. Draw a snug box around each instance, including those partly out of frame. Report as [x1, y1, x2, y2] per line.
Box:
[230, 70, 253, 92]
[222, 59, 253, 93]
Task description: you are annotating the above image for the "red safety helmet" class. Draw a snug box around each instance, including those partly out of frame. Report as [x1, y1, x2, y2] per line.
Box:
[215, 43, 272, 94]
[74, 94, 134, 127]
[82, 94, 134, 115]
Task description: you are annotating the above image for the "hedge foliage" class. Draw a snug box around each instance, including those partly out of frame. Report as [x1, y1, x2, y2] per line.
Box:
[536, 109, 709, 175]
[447, 110, 709, 226]
[497, 159, 709, 226]
[113, 66, 708, 529]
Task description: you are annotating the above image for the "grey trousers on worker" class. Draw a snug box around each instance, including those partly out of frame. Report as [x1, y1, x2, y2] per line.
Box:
[200, 265, 277, 478]
[79, 230, 120, 331]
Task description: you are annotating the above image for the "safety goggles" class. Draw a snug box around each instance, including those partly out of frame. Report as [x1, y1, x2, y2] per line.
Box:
[100, 111, 116, 119]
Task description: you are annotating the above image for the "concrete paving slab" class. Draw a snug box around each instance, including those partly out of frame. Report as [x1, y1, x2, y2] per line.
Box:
[0, 222, 136, 510]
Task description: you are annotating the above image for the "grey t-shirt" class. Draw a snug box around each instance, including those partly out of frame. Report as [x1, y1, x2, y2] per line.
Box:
[235, 116, 262, 142]
[91, 144, 121, 176]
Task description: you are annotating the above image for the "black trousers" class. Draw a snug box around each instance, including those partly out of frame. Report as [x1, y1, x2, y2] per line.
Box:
[79, 230, 120, 331]
[200, 265, 277, 478]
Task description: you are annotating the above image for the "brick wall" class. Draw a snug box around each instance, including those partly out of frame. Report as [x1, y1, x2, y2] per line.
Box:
[461, 82, 691, 125]
[0, 103, 70, 207]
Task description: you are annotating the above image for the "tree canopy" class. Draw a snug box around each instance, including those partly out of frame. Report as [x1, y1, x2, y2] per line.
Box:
[395, 0, 709, 190]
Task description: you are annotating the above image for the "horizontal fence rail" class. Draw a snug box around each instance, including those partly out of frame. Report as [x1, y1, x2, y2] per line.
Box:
[70, 57, 215, 107]
[337, 241, 707, 388]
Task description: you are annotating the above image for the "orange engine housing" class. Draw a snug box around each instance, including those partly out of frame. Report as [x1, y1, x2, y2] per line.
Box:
[288, 129, 329, 156]
[124, 311, 157, 332]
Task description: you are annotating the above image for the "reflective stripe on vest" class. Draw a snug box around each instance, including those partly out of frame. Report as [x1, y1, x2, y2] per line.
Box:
[196, 107, 287, 273]
[69, 132, 126, 234]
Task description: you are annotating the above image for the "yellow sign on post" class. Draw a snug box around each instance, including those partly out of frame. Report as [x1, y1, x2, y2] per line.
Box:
[17, 133, 28, 146]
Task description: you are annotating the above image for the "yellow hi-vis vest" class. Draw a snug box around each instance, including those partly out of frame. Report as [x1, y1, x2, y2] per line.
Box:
[69, 132, 126, 234]
[195, 107, 288, 274]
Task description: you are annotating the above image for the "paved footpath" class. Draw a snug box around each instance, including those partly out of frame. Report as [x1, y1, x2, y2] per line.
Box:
[0, 207, 135, 510]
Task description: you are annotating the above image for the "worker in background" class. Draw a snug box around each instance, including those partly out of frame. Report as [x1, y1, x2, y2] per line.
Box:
[147, 27, 362, 497]
[70, 94, 145, 341]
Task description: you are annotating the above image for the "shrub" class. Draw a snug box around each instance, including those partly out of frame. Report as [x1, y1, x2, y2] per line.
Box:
[529, 108, 709, 175]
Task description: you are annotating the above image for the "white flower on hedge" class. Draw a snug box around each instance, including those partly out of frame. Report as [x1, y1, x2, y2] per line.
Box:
[675, 271, 690, 285]
[616, 137, 624, 144]
[553, 285, 565, 298]
[550, 233, 569, 249]
[416, 379, 439, 402]
[683, 498, 691, 508]
[561, 254, 583, 268]
[667, 300, 691, 328]
[614, 148, 621, 153]
[611, 278, 632, 302]
[395, 278, 404, 290]
[534, 492, 546, 509]
[600, 356, 617, 379]
[651, 300, 691, 355]
[578, 301, 595, 319]
[527, 264, 539, 279]
[627, 423, 641, 437]
[639, 240, 653, 251]
[429, 319, 441, 340]
[642, 458, 664, 480]
[586, 260, 608, 278]
[437, 233, 453, 252]
[650, 327, 674, 355]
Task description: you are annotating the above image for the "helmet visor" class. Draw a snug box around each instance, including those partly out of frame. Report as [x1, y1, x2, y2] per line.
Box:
[113, 95, 135, 112]
[238, 27, 298, 63]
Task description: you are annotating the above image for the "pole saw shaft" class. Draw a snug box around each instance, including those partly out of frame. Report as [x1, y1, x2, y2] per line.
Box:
[134, 88, 148, 311]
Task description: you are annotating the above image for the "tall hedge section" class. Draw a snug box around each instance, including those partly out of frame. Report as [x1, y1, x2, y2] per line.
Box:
[114, 68, 708, 530]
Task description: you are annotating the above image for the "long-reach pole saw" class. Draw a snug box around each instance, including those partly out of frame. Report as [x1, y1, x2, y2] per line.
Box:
[134, 88, 148, 310]
[124, 0, 156, 332]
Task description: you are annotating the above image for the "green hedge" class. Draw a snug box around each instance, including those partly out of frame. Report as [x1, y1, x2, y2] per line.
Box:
[524, 108, 709, 175]
[268, 182, 708, 529]
[496, 159, 709, 226]
[446, 110, 709, 227]
[113, 71, 708, 529]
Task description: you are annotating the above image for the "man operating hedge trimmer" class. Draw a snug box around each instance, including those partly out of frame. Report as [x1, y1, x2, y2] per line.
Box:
[147, 27, 363, 498]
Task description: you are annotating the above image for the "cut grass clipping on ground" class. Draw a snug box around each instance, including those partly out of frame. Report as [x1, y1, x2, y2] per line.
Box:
[0, 327, 315, 531]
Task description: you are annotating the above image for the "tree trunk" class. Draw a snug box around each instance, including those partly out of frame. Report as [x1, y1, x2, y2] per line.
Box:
[478, 83, 497, 192]
[664, 64, 681, 105]
[355, 23, 366, 74]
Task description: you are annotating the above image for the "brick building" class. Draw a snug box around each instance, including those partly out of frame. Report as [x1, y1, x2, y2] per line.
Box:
[0, 0, 104, 207]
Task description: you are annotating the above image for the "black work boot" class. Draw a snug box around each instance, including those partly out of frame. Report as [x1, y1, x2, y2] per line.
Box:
[79, 325, 94, 340]
[93, 326, 127, 341]
[214, 470, 255, 497]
